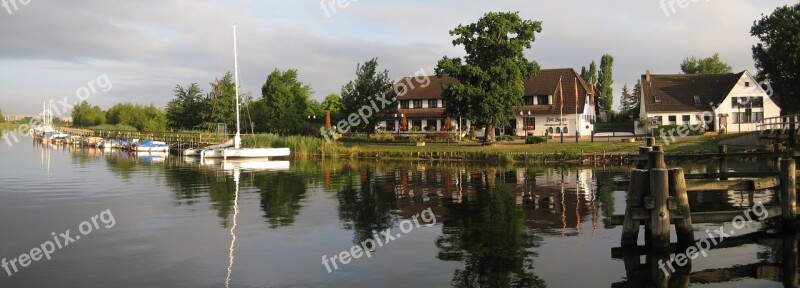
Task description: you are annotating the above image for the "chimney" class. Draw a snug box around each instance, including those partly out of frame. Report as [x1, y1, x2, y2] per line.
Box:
[646, 70, 651, 82]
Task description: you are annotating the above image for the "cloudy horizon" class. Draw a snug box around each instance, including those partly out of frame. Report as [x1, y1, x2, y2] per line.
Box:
[0, 0, 794, 115]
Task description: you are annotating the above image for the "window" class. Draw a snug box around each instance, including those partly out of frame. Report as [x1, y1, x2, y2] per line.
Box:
[668, 115, 677, 125]
[413, 100, 423, 108]
[693, 96, 701, 106]
[655, 116, 663, 125]
[400, 100, 409, 109]
[563, 127, 568, 134]
[522, 117, 535, 131]
[428, 99, 438, 108]
[733, 110, 764, 124]
[682, 115, 690, 123]
[752, 97, 763, 108]
[524, 96, 534, 106]
[654, 95, 662, 103]
[745, 82, 750, 87]
[411, 119, 422, 129]
[547, 127, 554, 134]
[536, 95, 550, 105]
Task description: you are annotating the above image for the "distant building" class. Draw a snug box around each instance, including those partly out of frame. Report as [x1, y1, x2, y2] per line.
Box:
[381, 68, 597, 138]
[639, 70, 780, 133]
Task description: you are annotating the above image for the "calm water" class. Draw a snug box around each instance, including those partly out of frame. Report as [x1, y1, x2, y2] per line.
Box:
[0, 135, 794, 287]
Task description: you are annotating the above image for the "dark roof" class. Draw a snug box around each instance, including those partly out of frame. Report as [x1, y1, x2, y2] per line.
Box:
[641, 72, 744, 113]
[395, 68, 594, 115]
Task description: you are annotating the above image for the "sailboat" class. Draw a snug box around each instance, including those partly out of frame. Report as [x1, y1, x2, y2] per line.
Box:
[185, 26, 290, 159]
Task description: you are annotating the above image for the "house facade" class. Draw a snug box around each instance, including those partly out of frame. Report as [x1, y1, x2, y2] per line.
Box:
[380, 68, 597, 138]
[639, 70, 780, 133]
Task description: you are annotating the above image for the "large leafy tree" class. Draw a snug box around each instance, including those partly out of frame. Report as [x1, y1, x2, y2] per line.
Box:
[207, 72, 237, 132]
[165, 83, 209, 130]
[251, 69, 311, 135]
[580, 61, 597, 86]
[107, 103, 167, 131]
[596, 54, 614, 116]
[71, 101, 105, 127]
[435, 11, 541, 144]
[751, 3, 800, 114]
[340, 58, 393, 133]
[680, 53, 733, 74]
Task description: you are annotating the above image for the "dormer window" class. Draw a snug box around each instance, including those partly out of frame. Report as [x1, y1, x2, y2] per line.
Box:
[745, 82, 750, 87]
[654, 95, 662, 103]
[693, 95, 701, 106]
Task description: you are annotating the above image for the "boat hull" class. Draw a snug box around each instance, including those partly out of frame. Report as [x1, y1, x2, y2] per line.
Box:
[200, 148, 290, 159]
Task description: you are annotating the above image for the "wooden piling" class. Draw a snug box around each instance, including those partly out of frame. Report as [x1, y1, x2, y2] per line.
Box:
[621, 169, 649, 247]
[648, 149, 666, 169]
[718, 145, 728, 180]
[638, 146, 653, 169]
[669, 168, 694, 247]
[780, 159, 796, 228]
[646, 137, 655, 147]
[650, 168, 670, 248]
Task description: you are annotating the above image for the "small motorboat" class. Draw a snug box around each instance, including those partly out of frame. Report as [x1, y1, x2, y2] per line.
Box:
[134, 138, 169, 152]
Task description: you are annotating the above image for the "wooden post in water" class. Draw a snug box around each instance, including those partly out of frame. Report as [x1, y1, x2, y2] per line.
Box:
[621, 169, 649, 247]
[780, 159, 796, 229]
[646, 137, 655, 147]
[648, 146, 666, 169]
[718, 145, 728, 180]
[638, 146, 653, 169]
[650, 168, 670, 248]
[669, 168, 694, 247]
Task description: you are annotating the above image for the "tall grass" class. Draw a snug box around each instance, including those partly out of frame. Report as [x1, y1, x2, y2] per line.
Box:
[241, 134, 339, 158]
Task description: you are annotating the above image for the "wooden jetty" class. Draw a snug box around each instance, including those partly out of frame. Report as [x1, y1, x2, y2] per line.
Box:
[608, 138, 798, 287]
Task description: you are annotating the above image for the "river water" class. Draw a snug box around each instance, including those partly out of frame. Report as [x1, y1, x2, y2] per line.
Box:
[0, 135, 793, 287]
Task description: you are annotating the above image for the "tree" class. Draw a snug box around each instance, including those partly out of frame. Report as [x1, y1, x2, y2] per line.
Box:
[322, 93, 344, 113]
[207, 72, 238, 132]
[618, 83, 640, 120]
[71, 101, 106, 127]
[596, 54, 614, 116]
[107, 103, 167, 131]
[580, 61, 597, 86]
[340, 58, 393, 133]
[165, 83, 209, 130]
[0, 108, 4, 123]
[680, 53, 733, 74]
[751, 3, 800, 114]
[251, 69, 311, 135]
[435, 11, 542, 144]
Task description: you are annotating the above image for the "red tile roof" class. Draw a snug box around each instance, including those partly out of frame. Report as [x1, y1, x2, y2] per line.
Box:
[641, 72, 743, 113]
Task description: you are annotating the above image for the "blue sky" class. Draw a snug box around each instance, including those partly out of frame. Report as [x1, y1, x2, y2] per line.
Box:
[0, 0, 794, 114]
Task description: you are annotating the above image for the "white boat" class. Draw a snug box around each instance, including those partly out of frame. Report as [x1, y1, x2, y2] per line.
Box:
[189, 26, 290, 160]
[134, 138, 169, 152]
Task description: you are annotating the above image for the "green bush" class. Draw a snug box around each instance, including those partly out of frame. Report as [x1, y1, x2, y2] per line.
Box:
[408, 134, 426, 143]
[497, 135, 514, 142]
[525, 136, 546, 144]
[369, 133, 395, 142]
[654, 124, 705, 137]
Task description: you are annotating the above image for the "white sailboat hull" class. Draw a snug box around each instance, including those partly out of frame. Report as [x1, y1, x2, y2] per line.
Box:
[200, 147, 290, 159]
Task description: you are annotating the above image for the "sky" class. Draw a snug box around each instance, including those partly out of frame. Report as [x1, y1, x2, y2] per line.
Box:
[0, 0, 795, 115]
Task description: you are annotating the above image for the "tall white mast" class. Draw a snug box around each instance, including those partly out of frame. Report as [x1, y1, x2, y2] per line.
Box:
[233, 26, 241, 149]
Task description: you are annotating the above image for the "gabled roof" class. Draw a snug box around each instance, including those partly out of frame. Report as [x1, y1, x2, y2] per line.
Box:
[395, 68, 594, 114]
[641, 72, 744, 113]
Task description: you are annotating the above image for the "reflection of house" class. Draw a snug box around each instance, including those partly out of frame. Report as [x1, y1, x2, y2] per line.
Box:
[639, 70, 780, 133]
[380, 69, 597, 138]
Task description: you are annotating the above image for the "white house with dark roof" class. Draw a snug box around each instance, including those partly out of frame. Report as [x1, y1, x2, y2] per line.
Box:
[639, 70, 780, 133]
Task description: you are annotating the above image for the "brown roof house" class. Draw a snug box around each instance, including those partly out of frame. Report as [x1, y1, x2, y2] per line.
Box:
[379, 68, 597, 138]
[639, 70, 780, 134]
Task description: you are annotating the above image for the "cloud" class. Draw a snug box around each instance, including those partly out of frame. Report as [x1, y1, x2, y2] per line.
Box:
[0, 0, 794, 114]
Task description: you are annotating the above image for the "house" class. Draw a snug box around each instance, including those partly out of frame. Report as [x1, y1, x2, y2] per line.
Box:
[380, 68, 597, 138]
[639, 70, 780, 133]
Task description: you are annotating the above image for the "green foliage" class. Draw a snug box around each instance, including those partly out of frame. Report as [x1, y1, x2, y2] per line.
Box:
[166, 83, 209, 130]
[369, 133, 396, 142]
[680, 53, 733, 74]
[90, 124, 138, 132]
[408, 134, 426, 143]
[72, 101, 106, 127]
[208, 72, 238, 131]
[0, 108, 4, 123]
[240, 133, 324, 156]
[435, 11, 542, 144]
[653, 124, 705, 137]
[322, 93, 345, 122]
[251, 69, 312, 135]
[580, 61, 597, 86]
[306, 99, 325, 124]
[525, 136, 545, 144]
[751, 3, 800, 113]
[496, 135, 514, 142]
[596, 54, 614, 114]
[340, 58, 393, 133]
[106, 102, 166, 131]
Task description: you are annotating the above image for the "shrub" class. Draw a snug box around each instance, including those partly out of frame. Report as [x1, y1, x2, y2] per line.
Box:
[654, 124, 705, 137]
[369, 133, 395, 142]
[426, 132, 457, 142]
[408, 134, 426, 143]
[424, 125, 436, 132]
[411, 125, 421, 132]
[497, 135, 514, 142]
[525, 136, 546, 144]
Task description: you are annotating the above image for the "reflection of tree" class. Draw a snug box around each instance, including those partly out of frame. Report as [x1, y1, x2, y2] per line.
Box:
[252, 171, 308, 228]
[595, 171, 617, 228]
[164, 166, 237, 227]
[436, 180, 545, 288]
[337, 166, 398, 245]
